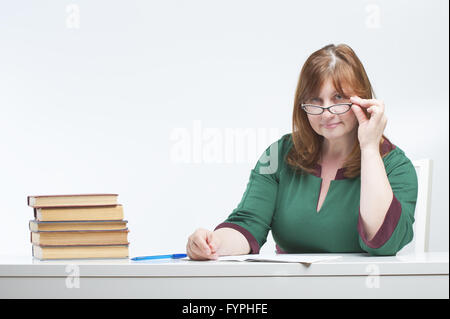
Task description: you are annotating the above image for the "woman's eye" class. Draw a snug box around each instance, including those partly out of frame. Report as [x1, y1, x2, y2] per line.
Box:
[335, 94, 343, 99]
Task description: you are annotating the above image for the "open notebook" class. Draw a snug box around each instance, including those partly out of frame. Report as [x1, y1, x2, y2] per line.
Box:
[218, 254, 342, 265]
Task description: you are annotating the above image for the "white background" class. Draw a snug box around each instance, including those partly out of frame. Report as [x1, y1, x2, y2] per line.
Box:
[0, 0, 448, 256]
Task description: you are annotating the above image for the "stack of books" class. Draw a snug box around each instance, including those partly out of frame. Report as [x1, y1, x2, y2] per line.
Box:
[28, 194, 129, 260]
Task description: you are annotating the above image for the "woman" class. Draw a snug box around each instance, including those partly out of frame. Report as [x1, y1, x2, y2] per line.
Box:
[186, 43, 418, 259]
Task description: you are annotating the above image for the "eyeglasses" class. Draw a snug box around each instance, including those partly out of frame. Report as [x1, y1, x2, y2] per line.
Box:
[301, 103, 353, 115]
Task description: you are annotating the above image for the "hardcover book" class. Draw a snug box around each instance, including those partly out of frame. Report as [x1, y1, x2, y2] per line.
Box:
[31, 229, 129, 246]
[29, 220, 128, 232]
[32, 244, 129, 260]
[28, 194, 118, 208]
[34, 205, 124, 221]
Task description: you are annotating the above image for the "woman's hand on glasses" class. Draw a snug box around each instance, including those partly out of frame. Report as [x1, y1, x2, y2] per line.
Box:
[350, 96, 387, 151]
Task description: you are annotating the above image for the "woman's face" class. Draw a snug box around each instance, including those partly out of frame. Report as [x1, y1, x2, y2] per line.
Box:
[305, 78, 358, 142]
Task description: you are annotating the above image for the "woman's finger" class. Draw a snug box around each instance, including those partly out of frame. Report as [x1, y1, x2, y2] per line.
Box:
[191, 240, 218, 260]
[350, 96, 382, 108]
[192, 237, 211, 256]
[367, 105, 384, 122]
[189, 240, 209, 260]
[197, 233, 212, 255]
[187, 240, 201, 260]
[351, 104, 369, 124]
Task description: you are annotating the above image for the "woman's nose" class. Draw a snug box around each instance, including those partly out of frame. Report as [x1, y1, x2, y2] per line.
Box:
[322, 105, 337, 118]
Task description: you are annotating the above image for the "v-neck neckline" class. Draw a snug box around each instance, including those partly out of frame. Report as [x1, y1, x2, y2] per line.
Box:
[313, 164, 347, 214]
[313, 163, 347, 180]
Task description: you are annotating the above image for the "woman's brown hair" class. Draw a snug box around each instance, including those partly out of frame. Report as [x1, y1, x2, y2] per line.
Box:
[286, 43, 392, 178]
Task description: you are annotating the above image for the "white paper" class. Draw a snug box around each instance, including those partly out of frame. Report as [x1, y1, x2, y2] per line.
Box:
[218, 254, 342, 264]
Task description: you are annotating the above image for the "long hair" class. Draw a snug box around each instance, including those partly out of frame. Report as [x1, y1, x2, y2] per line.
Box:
[286, 43, 391, 178]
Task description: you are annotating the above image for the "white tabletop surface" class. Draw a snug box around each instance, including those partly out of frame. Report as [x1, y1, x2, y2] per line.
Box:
[0, 252, 448, 277]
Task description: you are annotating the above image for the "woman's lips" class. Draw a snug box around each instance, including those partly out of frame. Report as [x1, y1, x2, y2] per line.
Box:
[324, 122, 341, 129]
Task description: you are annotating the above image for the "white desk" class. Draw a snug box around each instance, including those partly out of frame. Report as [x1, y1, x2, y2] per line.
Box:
[0, 252, 448, 299]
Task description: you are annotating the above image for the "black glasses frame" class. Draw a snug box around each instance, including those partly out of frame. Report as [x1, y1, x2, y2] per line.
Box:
[301, 102, 353, 115]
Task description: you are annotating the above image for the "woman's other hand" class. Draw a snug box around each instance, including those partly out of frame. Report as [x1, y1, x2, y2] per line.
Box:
[186, 228, 221, 260]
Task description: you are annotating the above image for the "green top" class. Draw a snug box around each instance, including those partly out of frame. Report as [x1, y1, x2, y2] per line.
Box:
[215, 133, 418, 256]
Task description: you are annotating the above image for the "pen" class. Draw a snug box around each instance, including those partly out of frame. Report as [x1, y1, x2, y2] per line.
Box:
[130, 253, 188, 261]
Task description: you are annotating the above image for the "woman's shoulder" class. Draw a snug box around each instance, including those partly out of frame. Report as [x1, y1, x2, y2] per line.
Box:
[276, 132, 295, 158]
[382, 136, 406, 159]
[381, 137, 416, 176]
[281, 132, 293, 144]
[263, 132, 293, 153]
[256, 133, 294, 174]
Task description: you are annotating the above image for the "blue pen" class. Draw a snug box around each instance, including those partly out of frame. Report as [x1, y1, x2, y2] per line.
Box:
[131, 253, 188, 261]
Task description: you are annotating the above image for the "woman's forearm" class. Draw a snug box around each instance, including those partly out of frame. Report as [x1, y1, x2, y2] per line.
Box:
[359, 147, 393, 240]
[214, 228, 251, 255]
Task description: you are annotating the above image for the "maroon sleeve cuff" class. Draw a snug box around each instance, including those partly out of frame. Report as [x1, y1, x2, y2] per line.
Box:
[214, 222, 260, 254]
[357, 194, 402, 249]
